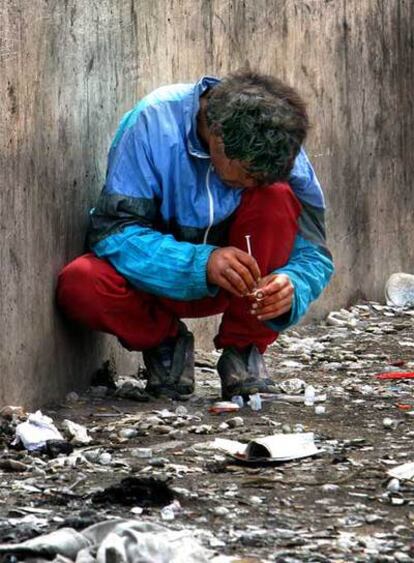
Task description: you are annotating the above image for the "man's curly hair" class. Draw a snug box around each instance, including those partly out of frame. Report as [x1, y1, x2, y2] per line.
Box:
[206, 70, 309, 183]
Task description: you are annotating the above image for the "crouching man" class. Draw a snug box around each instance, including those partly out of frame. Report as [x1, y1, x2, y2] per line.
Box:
[57, 70, 334, 400]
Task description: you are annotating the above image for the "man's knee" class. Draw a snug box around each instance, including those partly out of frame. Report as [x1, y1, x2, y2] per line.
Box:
[260, 182, 301, 219]
[56, 253, 110, 323]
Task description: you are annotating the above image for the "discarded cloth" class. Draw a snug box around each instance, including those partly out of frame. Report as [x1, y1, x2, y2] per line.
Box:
[0, 519, 213, 562]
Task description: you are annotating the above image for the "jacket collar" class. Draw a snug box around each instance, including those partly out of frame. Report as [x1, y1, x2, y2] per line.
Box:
[185, 75, 220, 159]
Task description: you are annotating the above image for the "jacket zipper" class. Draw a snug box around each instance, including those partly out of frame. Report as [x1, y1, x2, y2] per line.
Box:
[203, 164, 214, 244]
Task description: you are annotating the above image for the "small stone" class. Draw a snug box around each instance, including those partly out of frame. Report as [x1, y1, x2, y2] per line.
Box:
[189, 424, 213, 434]
[149, 457, 168, 467]
[154, 425, 173, 435]
[175, 406, 188, 416]
[130, 448, 153, 459]
[387, 478, 400, 492]
[130, 506, 144, 515]
[321, 483, 339, 493]
[169, 429, 186, 439]
[282, 424, 292, 434]
[383, 417, 397, 429]
[227, 417, 244, 428]
[212, 506, 230, 516]
[365, 514, 383, 524]
[218, 422, 229, 431]
[118, 428, 138, 439]
[84, 449, 102, 463]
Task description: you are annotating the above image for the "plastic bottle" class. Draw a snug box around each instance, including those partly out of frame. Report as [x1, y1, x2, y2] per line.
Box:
[304, 385, 315, 406]
[160, 506, 175, 521]
[231, 395, 244, 408]
[247, 393, 262, 411]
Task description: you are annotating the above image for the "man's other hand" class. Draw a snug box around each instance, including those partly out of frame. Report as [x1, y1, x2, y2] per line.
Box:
[249, 273, 294, 321]
[207, 247, 261, 297]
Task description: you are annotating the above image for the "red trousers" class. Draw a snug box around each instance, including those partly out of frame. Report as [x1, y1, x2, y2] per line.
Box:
[57, 183, 300, 353]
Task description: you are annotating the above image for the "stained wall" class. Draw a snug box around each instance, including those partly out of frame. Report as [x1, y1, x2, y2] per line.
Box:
[1, 1, 413, 405]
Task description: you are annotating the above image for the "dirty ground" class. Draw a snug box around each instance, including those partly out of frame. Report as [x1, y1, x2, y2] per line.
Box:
[1, 301, 414, 562]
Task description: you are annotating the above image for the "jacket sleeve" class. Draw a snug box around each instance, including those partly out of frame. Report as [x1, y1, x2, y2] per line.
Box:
[87, 113, 218, 301]
[266, 148, 335, 332]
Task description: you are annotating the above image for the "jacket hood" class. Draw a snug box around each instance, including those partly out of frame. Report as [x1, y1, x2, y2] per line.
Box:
[185, 75, 220, 158]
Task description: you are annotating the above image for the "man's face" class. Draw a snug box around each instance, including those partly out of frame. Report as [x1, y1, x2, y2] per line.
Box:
[208, 134, 263, 189]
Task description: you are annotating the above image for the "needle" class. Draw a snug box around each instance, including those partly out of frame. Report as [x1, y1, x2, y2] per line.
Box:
[245, 234, 252, 256]
[245, 235, 264, 301]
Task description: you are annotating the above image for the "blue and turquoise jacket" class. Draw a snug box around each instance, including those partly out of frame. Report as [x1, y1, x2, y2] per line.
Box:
[88, 76, 334, 332]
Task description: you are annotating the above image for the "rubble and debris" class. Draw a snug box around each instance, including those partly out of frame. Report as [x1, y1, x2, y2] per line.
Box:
[0, 300, 414, 560]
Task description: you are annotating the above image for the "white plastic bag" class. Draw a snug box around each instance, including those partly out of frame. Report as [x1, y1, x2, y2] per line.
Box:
[15, 410, 63, 451]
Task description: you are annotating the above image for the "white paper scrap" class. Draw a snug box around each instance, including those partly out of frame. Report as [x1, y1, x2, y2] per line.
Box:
[388, 461, 414, 481]
[245, 432, 320, 461]
[210, 438, 247, 456]
[15, 411, 63, 451]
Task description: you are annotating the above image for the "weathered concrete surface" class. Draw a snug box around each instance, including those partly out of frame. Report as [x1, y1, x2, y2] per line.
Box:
[0, 1, 413, 406]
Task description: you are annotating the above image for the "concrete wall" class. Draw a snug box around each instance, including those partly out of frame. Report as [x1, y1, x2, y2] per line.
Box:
[1, 0, 413, 406]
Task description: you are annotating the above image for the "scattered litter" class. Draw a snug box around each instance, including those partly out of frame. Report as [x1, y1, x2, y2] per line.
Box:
[260, 392, 327, 403]
[376, 371, 414, 380]
[388, 462, 414, 481]
[92, 477, 175, 507]
[0, 519, 215, 562]
[160, 500, 182, 521]
[209, 433, 320, 464]
[61, 419, 92, 444]
[208, 438, 245, 456]
[14, 411, 64, 451]
[326, 309, 358, 327]
[226, 416, 244, 428]
[208, 401, 240, 414]
[115, 377, 149, 401]
[247, 393, 262, 411]
[386, 478, 400, 492]
[43, 439, 74, 458]
[385, 273, 414, 307]
[382, 417, 398, 430]
[304, 385, 316, 406]
[235, 432, 321, 463]
[0, 299, 413, 561]
[279, 378, 306, 394]
[231, 395, 244, 408]
[130, 448, 153, 459]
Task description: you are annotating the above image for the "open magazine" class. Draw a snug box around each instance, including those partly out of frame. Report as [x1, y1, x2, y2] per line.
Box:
[212, 432, 321, 463]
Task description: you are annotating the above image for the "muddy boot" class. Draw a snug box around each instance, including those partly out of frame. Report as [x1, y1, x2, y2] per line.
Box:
[217, 345, 277, 400]
[143, 322, 195, 400]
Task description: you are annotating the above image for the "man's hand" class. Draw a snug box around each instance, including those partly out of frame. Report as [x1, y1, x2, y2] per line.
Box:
[207, 247, 261, 297]
[249, 273, 294, 321]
